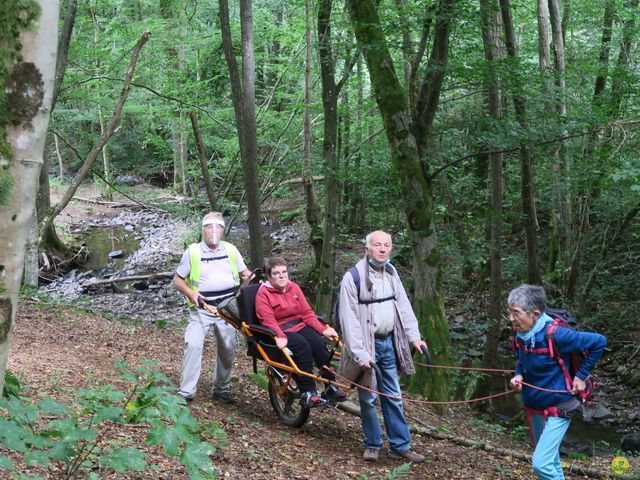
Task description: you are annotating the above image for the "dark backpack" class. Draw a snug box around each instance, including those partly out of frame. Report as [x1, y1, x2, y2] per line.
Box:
[514, 308, 597, 405]
[332, 266, 395, 335]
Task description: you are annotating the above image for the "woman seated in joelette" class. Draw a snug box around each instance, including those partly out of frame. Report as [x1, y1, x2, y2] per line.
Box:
[255, 257, 346, 408]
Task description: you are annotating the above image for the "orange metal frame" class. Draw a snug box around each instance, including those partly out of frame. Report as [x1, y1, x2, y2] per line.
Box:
[201, 302, 352, 392]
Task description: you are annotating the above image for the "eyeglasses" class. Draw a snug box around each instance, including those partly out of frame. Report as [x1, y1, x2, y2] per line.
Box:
[270, 270, 288, 277]
[509, 309, 530, 319]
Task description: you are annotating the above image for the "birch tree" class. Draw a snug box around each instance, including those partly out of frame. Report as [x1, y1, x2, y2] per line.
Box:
[0, 0, 60, 394]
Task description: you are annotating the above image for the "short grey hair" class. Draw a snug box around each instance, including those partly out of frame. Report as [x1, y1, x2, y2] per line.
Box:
[365, 231, 392, 248]
[203, 211, 224, 223]
[507, 284, 546, 313]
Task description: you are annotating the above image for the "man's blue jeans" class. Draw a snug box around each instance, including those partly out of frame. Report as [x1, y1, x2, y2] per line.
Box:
[530, 414, 571, 480]
[357, 335, 412, 453]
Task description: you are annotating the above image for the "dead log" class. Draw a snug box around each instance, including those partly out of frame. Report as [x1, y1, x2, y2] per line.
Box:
[71, 196, 122, 205]
[82, 272, 173, 287]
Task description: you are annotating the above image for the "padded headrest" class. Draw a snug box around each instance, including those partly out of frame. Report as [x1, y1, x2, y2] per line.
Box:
[239, 283, 261, 325]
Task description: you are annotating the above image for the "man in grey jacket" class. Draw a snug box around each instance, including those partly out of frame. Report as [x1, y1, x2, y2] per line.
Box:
[338, 230, 428, 463]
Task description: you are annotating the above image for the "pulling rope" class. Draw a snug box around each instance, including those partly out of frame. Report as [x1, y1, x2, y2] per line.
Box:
[332, 371, 517, 405]
[414, 362, 514, 374]
[330, 359, 574, 406]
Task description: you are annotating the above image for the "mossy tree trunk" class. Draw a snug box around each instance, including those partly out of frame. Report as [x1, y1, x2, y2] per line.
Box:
[303, 0, 323, 267]
[345, 0, 451, 403]
[499, 0, 541, 285]
[316, 0, 353, 318]
[474, 0, 505, 407]
[0, 0, 60, 394]
[218, 0, 263, 268]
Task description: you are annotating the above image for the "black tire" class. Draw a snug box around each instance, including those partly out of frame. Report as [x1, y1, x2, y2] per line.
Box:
[266, 366, 310, 428]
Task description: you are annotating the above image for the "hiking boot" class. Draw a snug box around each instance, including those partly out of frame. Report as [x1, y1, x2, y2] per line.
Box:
[322, 384, 347, 403]
[387, 449, 425, 463]
[300, 391, 326, 408]
[211, 391, 236, 404]
[363, 448, 379, 462]
[177, 393, 193, 405]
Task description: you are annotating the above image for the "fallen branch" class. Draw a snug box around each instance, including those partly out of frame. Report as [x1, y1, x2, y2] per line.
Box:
[82, 272, 173, 288]
[71, 196, 124, 206]
[40, 30, 151, 243]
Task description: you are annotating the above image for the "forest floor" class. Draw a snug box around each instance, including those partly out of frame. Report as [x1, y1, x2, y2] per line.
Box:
[7, 301, 632, 480]
[4, 182, 639, 479]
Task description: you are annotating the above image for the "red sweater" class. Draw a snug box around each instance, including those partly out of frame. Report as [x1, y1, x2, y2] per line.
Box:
[255, 281, 327, 339]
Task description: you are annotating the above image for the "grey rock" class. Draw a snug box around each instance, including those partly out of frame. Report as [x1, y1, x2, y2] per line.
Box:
[583, 402, 614, 421]
[132, 280, 148, 291]
[108, 250, 124, 258]
[621, 433, 640, 452]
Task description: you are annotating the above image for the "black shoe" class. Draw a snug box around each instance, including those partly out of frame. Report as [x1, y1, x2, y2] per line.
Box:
[212, 391, 236, 404]
[177, 393, 193, 404]
[322, 384, 347, 402]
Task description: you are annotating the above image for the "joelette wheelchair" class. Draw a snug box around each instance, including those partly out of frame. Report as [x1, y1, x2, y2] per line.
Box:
[202, 272, 352, 428]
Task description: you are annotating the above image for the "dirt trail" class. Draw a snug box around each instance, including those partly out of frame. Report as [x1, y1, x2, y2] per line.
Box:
[8, 300, 632, 479]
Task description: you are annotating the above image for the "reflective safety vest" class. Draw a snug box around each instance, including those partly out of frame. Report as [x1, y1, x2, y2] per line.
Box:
[185, 241, 240, 307]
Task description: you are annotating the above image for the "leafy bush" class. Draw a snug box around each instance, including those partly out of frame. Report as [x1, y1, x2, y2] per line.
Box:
[0, 359, 222, 479]
[2, 370, 21, 398]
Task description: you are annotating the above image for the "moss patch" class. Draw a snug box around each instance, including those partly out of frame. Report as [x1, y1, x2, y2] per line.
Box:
[0, 0, 42, 158]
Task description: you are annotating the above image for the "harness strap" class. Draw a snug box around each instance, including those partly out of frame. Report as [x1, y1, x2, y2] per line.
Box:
[279, 319, 302, 331]
[524, 405, 560, 447]
[199, 286, 238, 298]
[359, 295, 396, 305]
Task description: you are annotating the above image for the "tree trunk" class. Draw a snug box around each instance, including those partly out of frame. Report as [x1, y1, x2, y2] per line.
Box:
[240, 0, 263, 268]
[548, 0, 573, 297]
[39, 32, 150, 241]
[499, 0, 541, 284]
[609, 0, 638, 118]
[23, 212, 40, 286]
[160, 0, 188, 196]
[348, 57, 364, 230]
[475, 0, 505, 407]
[34, 0, 77, 255]
[90, 10, 112, 201]
[98, 105, 112, 200]
[218, 0, 263, 268]
[315, 0, 341, 318]
[189, 112, 218, 211]
[0, 0, 59, 395]
[303, 0, 323, 267]
[345, 0, 451, 404]
[54, 132, 64, 178]
[395, 0, 413, 88]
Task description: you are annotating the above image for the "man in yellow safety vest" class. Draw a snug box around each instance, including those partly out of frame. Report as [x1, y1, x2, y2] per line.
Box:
[174, 212, 251, 404]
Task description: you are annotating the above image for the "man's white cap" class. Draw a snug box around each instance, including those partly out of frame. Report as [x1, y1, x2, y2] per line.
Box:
[202, 218, 225, 228]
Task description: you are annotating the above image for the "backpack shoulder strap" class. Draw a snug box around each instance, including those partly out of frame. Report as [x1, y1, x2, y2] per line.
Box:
[348, 266, 360, 300]
[545, 320, 573, 391]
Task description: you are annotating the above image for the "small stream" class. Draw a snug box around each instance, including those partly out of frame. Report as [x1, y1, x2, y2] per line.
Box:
[74, 225, 141, 271]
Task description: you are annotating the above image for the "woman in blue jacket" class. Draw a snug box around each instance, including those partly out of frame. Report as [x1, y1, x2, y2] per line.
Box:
[508, 284, 606, 480]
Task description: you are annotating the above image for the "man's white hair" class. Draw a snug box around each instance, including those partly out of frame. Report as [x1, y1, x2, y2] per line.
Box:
[202, 211, 224, 223]
[365, 231, 392, 248]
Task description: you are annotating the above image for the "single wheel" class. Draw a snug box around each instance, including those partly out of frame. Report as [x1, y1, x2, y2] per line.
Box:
[266, 366, 310, 427]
